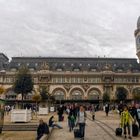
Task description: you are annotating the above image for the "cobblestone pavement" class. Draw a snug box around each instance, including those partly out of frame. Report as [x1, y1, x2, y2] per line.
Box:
[50, 111, 140, 140]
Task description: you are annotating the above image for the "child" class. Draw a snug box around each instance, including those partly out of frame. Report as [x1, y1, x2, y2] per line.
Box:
[68, 113, 75, 132]
[120, 105, 134, 139]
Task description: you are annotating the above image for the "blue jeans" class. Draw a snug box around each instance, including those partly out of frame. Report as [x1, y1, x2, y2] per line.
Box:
[51, 123, 62, 129]
[79, 123, 85, 138]
[68, 119, 75, 131]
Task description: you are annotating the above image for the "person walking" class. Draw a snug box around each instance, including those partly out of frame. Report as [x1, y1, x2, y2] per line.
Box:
[136, 105, 140, 131]
[120, 105, 134, 139]
[68, 104, 76, 132]
[57, 105, 64, 121]
[90, 105, 95, 120]
[105, 103, 109, 116]
[76, 105, 86, 140]
[36, 119, 49, 140]
[68, 112, 75, 132]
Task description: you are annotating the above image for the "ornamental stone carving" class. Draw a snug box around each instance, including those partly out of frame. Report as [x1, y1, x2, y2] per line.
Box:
[64, 84, 71, 92]
[40, 62, 49, 70]
[39, 84, 50, 91]
[39, 75, 51, 83]
[103, 64, 112, 72]
[82, 84, 90, 92]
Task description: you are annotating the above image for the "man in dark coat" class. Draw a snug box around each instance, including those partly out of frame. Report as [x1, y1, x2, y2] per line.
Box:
[105, 103, 109, 116]
[136, 105, 140, 131]
[57, 105, 64, 121]
[36, 119, 49, 140]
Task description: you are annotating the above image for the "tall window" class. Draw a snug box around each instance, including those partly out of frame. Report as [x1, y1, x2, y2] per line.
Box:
[0, 76, 3, 83]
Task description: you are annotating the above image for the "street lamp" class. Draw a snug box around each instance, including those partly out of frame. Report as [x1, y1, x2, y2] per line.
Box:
[0, 99, 5, 133]
[0, 86, 5, 134]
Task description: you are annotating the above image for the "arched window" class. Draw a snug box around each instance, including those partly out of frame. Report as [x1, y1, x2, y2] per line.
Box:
[71, 90, 82, 100]
[54, 90, 65, 100]
[88, 90, 100, 100]
[116, 87, 128, 101]
[132, 87, 140, 100]
[5, 89, 17, 100]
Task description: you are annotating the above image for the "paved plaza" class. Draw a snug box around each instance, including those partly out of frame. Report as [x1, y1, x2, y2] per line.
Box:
[0, 111, 140, 140]
[50, 111, 140, 140]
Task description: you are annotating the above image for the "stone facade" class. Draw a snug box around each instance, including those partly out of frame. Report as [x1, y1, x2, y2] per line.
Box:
[0, 55, 140, 102]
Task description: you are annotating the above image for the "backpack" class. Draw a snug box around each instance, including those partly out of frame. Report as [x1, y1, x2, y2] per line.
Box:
[71, 115, 75, 121]
[44, 123, 49, 134]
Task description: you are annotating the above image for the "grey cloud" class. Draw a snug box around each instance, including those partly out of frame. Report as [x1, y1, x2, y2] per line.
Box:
[0, 0, 139, 58]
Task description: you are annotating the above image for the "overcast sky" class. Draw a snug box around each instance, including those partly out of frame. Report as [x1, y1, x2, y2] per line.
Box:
[0, 0, 140, 58]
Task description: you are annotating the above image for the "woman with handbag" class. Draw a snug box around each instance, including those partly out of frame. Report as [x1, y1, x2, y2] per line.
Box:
[76, 105, 86, 140]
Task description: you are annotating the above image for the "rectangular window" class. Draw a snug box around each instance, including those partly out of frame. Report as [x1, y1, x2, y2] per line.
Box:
[136, 78, 139, 83]
[80, 78, 83, 83]
[75, 77, 78, 83]
[62, 77, 65, 83]
[34, 78, 38, 83]
[66, 77, 69, 83]
[52, 77, 57, 83]
[0, 77, 3, 83]
[71, 77, 75, 83]
[57, 77, 62, 83]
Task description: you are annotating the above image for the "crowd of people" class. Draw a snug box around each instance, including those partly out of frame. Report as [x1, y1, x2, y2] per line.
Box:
[58, 104, 87, 140]
[36, 104, 87, 140]
[118, 102, 140, 139]
[103, 102, 140, 139]
[35, 102, 140, 140]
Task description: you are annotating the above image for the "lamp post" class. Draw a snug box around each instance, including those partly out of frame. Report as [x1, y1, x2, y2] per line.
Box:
[59, 98, 61, 105]
[0, 99, 5, 133]
[0, 86, 5, 134]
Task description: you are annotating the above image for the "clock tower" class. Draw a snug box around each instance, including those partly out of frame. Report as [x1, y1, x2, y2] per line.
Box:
[134, 16, 140, 62]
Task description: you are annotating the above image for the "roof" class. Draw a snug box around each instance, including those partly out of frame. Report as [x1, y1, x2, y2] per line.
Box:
[0, 53, 9, 70]
[8, 56, 140, 73]
[0, 53, 9, 61]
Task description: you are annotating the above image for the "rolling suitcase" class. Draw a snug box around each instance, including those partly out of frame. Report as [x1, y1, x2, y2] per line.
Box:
[74, 128, 81, 138]
[115, 128, 122, 136]
[132, 124, 139, 137]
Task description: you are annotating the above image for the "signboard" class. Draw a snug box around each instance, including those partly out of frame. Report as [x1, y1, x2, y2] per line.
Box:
[38, 107, 48, 115]
[50, 107, 55, 112]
